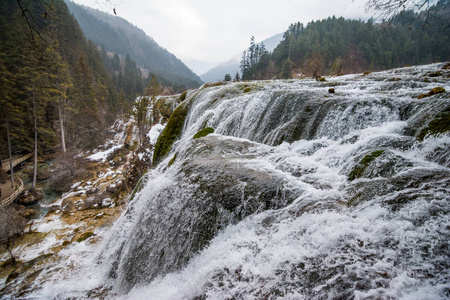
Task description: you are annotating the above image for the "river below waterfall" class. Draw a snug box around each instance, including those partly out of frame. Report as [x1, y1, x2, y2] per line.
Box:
[18, 63, 450, 299]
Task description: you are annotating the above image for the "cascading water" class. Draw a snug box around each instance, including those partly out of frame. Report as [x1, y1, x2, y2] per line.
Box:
[29, 63, 449, 299]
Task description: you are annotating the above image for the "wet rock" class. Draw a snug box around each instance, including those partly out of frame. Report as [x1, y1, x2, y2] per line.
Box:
[5, 254, 53, 284]
[113, 136, 304, 292]
[17, 188, 43, 205]
[347, 168, 450, 208]
[418, 86, 446, 99]
[106, 186, 119, 197]
[429, 86, 445, 95]
[76, 231, 95, 243]
[20, 208, 38, 219]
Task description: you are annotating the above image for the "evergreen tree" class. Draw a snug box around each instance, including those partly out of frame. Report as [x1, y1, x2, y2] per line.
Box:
[224, 74, 232, 81]
[0, 55, 19, 188]
[46, 41, 72, 155]
[280, 59, 294, 79]
[133, 97, 150, 144]
[240, 50, 250, 77]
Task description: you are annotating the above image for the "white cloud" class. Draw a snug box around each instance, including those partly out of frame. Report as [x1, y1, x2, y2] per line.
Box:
[71, 0, 374, 68]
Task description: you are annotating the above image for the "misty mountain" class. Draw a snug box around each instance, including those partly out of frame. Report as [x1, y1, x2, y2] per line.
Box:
[200, 33, 283, 83]
[65, 0, 203, 88]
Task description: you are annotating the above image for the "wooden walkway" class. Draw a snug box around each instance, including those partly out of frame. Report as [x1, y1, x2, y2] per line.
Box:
[0, 177, 24, 207]
[0, 153, 32, 207]
[2, 153, 33, 172]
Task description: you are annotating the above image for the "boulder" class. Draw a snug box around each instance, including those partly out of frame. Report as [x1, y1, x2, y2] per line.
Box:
[17, 188, 43, 205]
[418, 86, 445, 99]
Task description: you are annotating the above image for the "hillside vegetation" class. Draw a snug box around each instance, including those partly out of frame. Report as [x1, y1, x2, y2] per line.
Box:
[0, 0, 122, 156]
[241, 0, 449, 80]
[65, 0, 203, 90]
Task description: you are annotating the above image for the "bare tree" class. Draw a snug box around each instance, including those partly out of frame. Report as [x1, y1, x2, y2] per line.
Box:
[308, 52, 325, 80]
[0, 206, 27, 264]
[365, 0, 433, 22]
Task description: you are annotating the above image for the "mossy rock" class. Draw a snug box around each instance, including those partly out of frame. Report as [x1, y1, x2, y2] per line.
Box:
[193, 127, 215, 139]
[153, 100, 190, 166]
[5, 254, 53, 284]
[318, 77, 326, 82]
[130, 173, 148, 200]
[363, 71, 371, 76]
[427, 71, 442, 77]
[77, 231, 95, 243]
[417, 107, 450, 140]
[201, 82, 226, 90]
[243, 87, 252, 93]
[429, 87, 445, 95]
[418, 86, 445, 99]
[348, 150, 385, 181]
[179, 91, 187, 101]
[168, 152, 178, 167]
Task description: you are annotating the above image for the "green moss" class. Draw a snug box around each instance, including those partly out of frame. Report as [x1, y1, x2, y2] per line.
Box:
[153, 101, 190, 166]
[418, 86, 446, 99]
[429, 87, 445, 95]
[179, 91, 187, 101]
[348, 150, 385, 181]
[130, 173, 147, 200]
[168, 152, 178, 167]
[5, 254, 53, 284]
[201, 82, 226, 90]
[77, 232, 94, 243]
[193, 127, 214, 139]
[427, 71, 442, 77]
[243, 87, 252, 93]
[417, 107, 450, 140]
[318, 77, 326, 82]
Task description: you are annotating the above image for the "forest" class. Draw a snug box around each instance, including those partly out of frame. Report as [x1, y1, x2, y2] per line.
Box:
[64, 0, 203, 91]
[0, 0, 159, 161]
[240, 0, 450, 80]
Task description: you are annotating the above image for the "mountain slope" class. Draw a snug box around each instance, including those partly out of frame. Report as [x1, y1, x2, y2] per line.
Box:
[200, 33, 283, 83]
[65, 0, 203, 88]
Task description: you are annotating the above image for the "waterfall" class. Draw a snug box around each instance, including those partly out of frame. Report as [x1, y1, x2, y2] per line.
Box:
[30, 63, 450, 299]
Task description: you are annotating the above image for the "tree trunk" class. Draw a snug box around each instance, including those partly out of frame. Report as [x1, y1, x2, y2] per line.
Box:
[6, 117, 14, 189]
[32, 83, 37, 190]
[58, 99, 66, 155]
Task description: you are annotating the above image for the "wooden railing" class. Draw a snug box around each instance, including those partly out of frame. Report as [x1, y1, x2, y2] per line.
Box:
[2, 153, 33, 172]
[0, 177, 24, 207]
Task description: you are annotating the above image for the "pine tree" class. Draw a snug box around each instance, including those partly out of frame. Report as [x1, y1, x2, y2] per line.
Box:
[0, 55, 17, 188]
[240, 50, 250, 77]
[133, 97, 150, 144]
[280, 59, 294, 79]
[19, 45, 52, 189]
[46, 42, 72, 155]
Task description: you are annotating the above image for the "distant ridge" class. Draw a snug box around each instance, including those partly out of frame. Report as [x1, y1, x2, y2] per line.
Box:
[65, 0, 203, 88]
[200, 33, 283, 83]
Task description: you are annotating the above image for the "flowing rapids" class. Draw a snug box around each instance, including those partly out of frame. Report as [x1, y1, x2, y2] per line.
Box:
[29, 63, 449, 299]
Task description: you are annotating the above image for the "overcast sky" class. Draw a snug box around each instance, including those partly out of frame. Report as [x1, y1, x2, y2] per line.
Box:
[71, 0, 374, 71]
